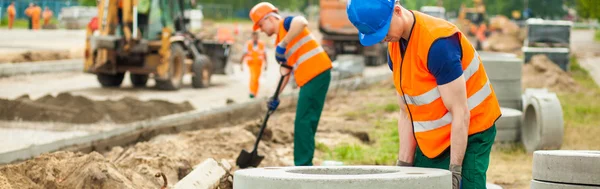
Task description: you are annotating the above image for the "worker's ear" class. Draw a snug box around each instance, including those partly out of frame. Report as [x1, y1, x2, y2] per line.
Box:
[394, 5, 402, 16]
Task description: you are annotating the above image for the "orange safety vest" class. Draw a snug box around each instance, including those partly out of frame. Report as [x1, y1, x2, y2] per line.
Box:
[275, 19, 332, 87]
[388, 11, 501, 158]
[245, 40, 265, 64]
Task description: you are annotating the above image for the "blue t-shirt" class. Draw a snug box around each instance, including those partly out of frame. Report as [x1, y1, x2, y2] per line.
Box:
[388, 33, 463, 85]
[283, 16, 293, 31]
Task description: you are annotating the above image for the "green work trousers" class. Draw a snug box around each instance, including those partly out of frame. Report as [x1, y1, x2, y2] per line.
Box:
[294, 69, 331, 166]
[414, 125, 497, 189]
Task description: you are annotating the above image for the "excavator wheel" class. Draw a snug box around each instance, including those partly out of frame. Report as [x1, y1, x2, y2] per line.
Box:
[156, 43, 186, 90]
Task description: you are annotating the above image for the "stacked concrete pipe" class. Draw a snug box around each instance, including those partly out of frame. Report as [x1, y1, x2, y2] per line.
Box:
[233, 166, 451, 189]
[495, 108, 523, 142]
[531, 150, 600, 188]
[480, 52, 523, 110]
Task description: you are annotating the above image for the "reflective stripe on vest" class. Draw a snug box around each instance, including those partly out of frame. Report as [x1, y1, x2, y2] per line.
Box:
[389, 11, 501, 158]
[276, 18, 332, 87]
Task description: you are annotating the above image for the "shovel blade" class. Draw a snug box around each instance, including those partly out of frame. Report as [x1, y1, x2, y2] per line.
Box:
[236, 149, 265, 169]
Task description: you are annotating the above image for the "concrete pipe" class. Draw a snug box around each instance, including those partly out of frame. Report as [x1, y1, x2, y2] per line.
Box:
[495, 129, 519, 142]
[499, 100, 523, 111]
[521, 93, 564, 152]
[481, 55, 522, 81]
[530, 180, 595, 189]
[490, 80, 522, 101]
[233, 166, 451, 189]
[497, 108, 523, 130]
[522, 88, 550, 110]
[533, 150, 600, 186]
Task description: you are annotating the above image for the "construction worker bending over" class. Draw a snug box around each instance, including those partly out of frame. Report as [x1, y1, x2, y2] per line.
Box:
[250, 2, 332, 166]
[347, 0, 500, 188]
[241, 32, 267, 98]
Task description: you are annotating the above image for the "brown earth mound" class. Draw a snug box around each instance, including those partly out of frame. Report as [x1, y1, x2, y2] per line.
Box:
[0, 49, 84, 64]
[0, 82, 390, 188]
[523, 55, 580, 93]
[484, 32, 523, 54]
[0, 93, 194, 124]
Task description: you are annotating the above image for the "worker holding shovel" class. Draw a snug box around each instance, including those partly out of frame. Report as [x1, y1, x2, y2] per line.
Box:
[347, 0, 501, 188]
[243, 2, 332, 167]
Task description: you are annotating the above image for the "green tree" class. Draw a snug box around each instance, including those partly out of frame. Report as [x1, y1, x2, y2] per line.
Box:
[79, 0, 97, 6]
[576, 0, 600, 19]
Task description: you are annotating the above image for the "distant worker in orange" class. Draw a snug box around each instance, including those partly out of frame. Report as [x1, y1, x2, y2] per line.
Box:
[6, 2, 16, 29]
[25, 3, 42, 30]
[42, 6, 53, 27]
[241, 32, 267, 98]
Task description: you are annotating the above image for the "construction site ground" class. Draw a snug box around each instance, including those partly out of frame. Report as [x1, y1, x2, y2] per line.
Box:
[0, 24, 599, 189]
[0, 29, 85, 63]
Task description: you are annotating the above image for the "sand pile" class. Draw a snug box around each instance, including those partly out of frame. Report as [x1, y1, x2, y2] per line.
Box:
[0, 49, 84, 64]
[0, 82, 390, 188]
[0, 93, 194, 124]
[522, 55, 580, 93]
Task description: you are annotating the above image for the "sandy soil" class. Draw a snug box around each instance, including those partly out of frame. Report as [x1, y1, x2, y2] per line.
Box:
[0, 93, 193, 124]
[522, 54, 581, 93]
[0, 81, 388, 188]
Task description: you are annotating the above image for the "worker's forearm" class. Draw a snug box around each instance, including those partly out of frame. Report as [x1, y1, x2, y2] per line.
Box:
[277, 71, 291, 96]
[398, 114, 417, 164]
[397, 94, 416, 164]
[450, 108, 470, 166]
[280, 17, 308, 46]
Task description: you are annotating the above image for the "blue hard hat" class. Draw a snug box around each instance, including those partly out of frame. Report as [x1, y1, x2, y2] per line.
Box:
[347, 0, 395, 46]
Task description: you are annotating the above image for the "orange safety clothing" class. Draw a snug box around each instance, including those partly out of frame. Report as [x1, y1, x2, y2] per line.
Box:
[7, 5, 16, 29]
[388, 11, 501, 158]
[43, 9, 53, 26]
[244, 40, 266, 96]
[275, 19, 332, 87]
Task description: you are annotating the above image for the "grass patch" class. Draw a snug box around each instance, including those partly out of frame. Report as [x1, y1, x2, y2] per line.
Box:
[561, 56, 600, 125]
[321, 119, 399, 165]
[0, 18, 30, 29]
[0, 18, 60, 29]
[595, 30, 600, 42]
[383, 103, 399, 113]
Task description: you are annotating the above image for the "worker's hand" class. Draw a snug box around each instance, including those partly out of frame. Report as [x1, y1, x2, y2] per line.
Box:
[450, 164, 462, 189]
[396, 159, 413, 167]
[267, 97, 280, 111]
[275, 43, 287, 63]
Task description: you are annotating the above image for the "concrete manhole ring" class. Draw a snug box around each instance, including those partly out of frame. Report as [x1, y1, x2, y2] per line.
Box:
[530, 180, 596, 189]
[497, 108, 523, 130]
[233, 166, 451, 189]
[521, 93, 564, 152]
[533, 150, 600, 186]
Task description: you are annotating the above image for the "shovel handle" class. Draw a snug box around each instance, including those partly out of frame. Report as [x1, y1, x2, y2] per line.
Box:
[251, 75, 286, 152]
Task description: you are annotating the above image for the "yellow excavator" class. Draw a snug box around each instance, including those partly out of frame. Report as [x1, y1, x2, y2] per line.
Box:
[84, 0, 230, 90]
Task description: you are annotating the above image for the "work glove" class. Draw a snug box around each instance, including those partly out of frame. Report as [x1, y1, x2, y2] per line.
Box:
[267, 97, 280, 111]
[396, 159, 413, 167]
[450, 164, 462, 189]
[275, 43, 287, 63]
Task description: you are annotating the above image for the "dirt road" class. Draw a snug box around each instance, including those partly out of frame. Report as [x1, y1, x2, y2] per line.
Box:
[571, 29, 600, 86]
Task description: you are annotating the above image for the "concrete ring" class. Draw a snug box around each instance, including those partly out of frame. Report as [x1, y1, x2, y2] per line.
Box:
[497, 108, 523, 130]
[531, 180, 595, 189]
[521, 93, 564, 152]
[233, 166, 451, 189]
[533, 150, 600, 186]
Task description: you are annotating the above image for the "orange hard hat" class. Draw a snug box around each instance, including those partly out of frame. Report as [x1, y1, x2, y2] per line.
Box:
[249, 2, 278, 31]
